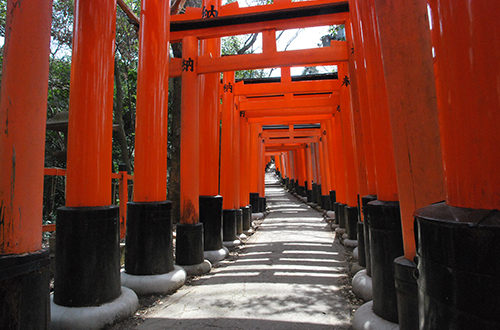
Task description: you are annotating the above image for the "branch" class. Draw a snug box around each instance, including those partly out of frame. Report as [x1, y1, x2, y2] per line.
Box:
[237, 33, 258, 55]
[171, 0, 188, 14]
[117, 0, 140, 31]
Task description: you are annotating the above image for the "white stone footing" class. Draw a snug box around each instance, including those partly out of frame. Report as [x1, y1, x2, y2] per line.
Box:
[326, 211, 335, 219]
[120, 266, 186, 296]
[179, 259, 212, 276]
[239, 233, 248, 240]
[244, 228, 254, 235]
[204, 247, 228, 265]
[335, 227, 346, 235]
[50, 287, 139, 330]
[352, 269, 373, 301]
[252, 212, 264, 220]
[344, 238, 358, 248]
[223, 239, 241, 248]
[352, 301, 399, 330]
[353, 247, 359, 260]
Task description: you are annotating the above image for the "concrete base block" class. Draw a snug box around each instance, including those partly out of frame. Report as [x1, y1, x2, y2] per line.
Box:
[352, 269, 373, 301]
[344, 238, 358, 248]
[50, 287, 139, 330]
[353, 247, 359, 260]
[335, 227, 346, 235]
[350, 262, 364, 276]
[244, 228, 254, 235]
[326, 211, 335, 219]
[329, 223, 339, 231]
[352, 301, 399, 330]
[223, 239, 241, 248]
[179, 260, 212, 276]
[204, 247, 228, 265]
[252, 212, 264, 220]
[239, 233, 248, 240]
[120, 266, 186, 296]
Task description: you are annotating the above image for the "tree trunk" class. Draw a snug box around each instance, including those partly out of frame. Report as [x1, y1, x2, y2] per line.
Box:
[167, 42, 183, 223]
[114, 58, 133, 173]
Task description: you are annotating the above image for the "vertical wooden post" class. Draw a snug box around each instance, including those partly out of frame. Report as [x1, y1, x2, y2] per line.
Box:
[0, 0, 52, 327]
[123, 0, 176, 282]
[180, 36, 200, 225]
[414, 2, 500, 328]
[65, 1, 116, 207]
[199, 0, 221, 197]
[0, 0, 52, 254]
[220, 71, 236, 210]
[373, 0, 444, 260]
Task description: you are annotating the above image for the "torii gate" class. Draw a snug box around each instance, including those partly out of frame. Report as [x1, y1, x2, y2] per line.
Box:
[2, 0, 498, 329]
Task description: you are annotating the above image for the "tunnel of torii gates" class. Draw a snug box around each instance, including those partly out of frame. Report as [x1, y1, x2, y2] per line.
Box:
[0, 0, 498, 329]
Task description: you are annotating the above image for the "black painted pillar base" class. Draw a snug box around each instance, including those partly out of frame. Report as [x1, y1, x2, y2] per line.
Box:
[338, 203, 346, 228]
[357, 221, 366, 267]
[315, 184, 322, 204]
[304, 180, 309, 191]
[365, 200, 403, 323]
[394, 256, 418, 330]
[235, 209, 243, 235]
[333, 202, 340, 224]
[125, 201, 174, 275]
[199, 195, 223, 251]
[176, 223, 204, 266]
[345, 206, 358, 240]
[241, 206, 251, 231]
[321, 195, 331, 210]
[249, 192, 260, 213]
[55, 206, 121, 307]
[415, 202, 500, 329]
[306, 189, 313, 202]
[329, 190, 336, 204]
[259, 197, 266, 213]
[222, 209, 238, 241]
[0, 249, 50, 328]
[362, 195, 377, 277]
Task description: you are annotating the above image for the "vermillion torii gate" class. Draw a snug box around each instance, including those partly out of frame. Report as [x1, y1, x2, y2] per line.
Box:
[1, 0, 499, 329]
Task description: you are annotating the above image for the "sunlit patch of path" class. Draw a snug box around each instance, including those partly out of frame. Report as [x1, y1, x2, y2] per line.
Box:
[137, 172, 351, 329]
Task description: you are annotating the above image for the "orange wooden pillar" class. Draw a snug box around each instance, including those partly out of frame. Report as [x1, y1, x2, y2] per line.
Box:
[249, 123, 260, 213]
[310, 142, 321, 204]
[350, 0, 378, 204]
[0, 0, 52, 326]
[257, 133, 266, 211]
[332, 112, 347, 225]
[348, 0, 379, 279]
[325, 120, 337, 205]
[239, 115, 252, 232]
[414, 1, 500, 328]
[353, 0, 402, 324]
[220, 71, 240, 244]
[338, 62, 360, 240]
[305, 144, 314, 201]
[53, 0, 125, 313]
[122, 0, 179, 287]
[175, 36, 210, 271]
[318, 130, 331, 210]
[344, 18, 371, 208]
[298, 147, 308, 197]
[231, 91, 244, 237]
[198, 0, 225, 260]
[370, 0, 445, 328]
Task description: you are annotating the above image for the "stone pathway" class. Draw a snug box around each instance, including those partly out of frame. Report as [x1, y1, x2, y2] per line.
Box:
[125, 173, 351, 329]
